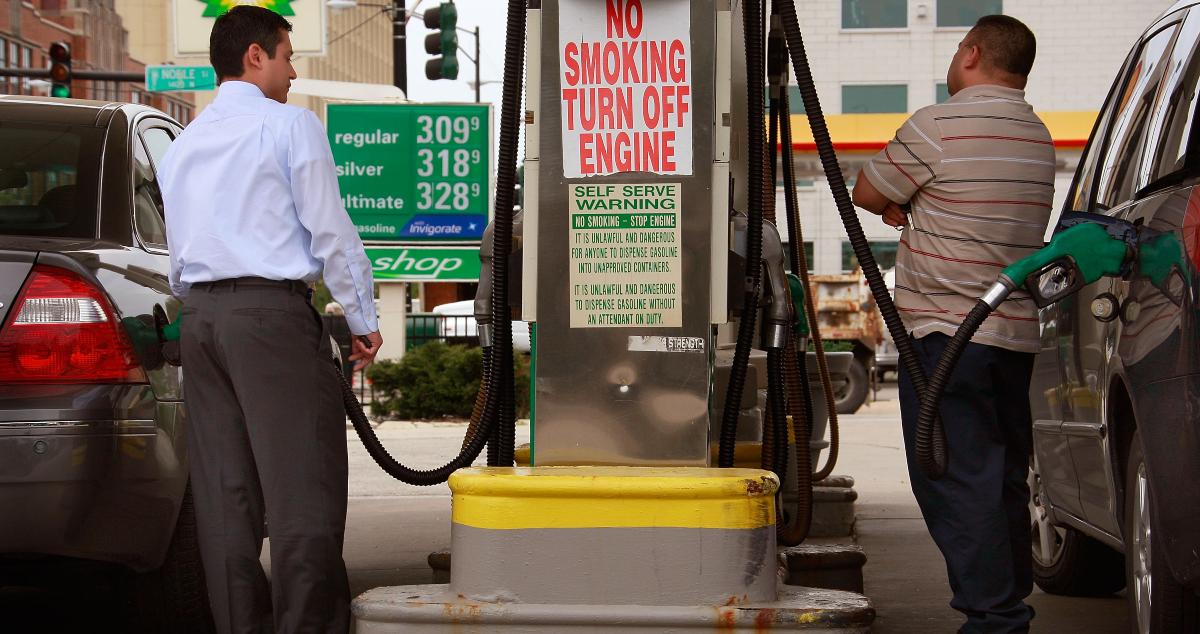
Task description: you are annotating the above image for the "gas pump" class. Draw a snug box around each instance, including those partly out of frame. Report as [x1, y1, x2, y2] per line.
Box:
[155, 0, 1142, 629]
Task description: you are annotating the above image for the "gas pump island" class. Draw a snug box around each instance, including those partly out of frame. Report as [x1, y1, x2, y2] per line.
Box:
[331, 0, 1141, 631]
[347, 1, 880, 631]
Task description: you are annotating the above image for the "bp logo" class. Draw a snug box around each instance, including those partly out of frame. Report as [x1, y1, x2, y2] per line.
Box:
[201, 0, 296, 18]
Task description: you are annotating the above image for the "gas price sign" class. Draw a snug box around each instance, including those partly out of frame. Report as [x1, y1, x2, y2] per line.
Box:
[327, 103, 491, 243]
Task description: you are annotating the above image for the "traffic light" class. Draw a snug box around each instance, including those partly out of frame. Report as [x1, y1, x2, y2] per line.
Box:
[424, 2, 459, 81]
[48, 41, 71, 98]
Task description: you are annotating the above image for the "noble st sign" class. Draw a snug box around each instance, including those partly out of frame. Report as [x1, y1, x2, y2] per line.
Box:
[327, 103, 492, 243]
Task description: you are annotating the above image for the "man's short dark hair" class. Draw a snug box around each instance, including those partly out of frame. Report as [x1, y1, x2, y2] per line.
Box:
[968, 15, 1037, 78]
[209, 5, 293, 80]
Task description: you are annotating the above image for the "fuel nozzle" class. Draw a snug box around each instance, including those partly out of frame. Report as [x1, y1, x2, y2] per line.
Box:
[474, 222, 496, 348]
[989, 212, 1138, 309]
[730, 214, 793, 349]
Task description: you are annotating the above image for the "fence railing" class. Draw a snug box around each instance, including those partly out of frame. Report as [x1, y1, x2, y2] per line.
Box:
[406, 313, 479, 349]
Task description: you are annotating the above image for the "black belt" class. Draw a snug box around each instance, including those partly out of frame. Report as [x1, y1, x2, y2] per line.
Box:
[193, 277, 310, 297]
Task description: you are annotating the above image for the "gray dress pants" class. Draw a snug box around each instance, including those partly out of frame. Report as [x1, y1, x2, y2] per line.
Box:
[180, 278, 350, 634]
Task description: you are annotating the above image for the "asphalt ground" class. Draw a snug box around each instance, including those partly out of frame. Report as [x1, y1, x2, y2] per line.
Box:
[2, 381, 1130, 632]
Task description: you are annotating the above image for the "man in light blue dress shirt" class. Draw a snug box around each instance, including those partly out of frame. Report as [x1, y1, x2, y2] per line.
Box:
[158, 7, 381, 633]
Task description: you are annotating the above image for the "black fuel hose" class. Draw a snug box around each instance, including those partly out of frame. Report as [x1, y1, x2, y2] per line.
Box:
[338, 0, 526, 485]
[718, 0, 767, 469]
[916, 301, 991, 451]
[764, 347, 789, 480]
[776, 82, 838, 482]
[776, 0, 947, 479]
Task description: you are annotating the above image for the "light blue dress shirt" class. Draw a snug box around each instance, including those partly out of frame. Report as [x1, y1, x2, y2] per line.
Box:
[159, 81, 378, 335]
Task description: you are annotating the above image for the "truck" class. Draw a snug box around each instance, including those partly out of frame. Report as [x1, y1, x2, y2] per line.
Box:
[809, 270, 883, 414]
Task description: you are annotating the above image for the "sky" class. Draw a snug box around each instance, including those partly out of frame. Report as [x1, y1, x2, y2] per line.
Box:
[383, 0, 512, 109]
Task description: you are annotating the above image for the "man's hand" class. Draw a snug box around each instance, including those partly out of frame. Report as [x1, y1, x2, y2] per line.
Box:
[350, 331, 383, 371]
[882, 202, 908, 229]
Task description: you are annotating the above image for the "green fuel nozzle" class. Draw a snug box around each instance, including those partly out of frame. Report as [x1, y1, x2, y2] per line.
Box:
[160, 319, 181, 343]
[985, 212, 1138, 309]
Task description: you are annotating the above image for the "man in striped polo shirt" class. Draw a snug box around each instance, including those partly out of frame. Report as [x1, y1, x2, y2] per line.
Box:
[852, 15, 1052, 633]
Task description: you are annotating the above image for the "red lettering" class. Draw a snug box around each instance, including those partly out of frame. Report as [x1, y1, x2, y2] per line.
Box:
[580, 43, 602, 84]
[616, 87, 634, 129]
[641, 131, 659, 172]
[596, 131, 614, 173]
[562, 88, 578, 130]
[580, 88, 597, 131]
[647, 41, 668, 83]
[661, 131, 677, 171]
[605, 0, 623, 38]
[606, 0, 643, 39]
[621, 42, 641, 83]
[580, 133, 595, 175]
[625, 0, 643, 38]
[615, 132, 632, 171]
[674, 85, 690, 127]
[642, 86, 661, 128]
[603, 42, 620, 85]
[669, 39, 687, 82]
[564, 42, 580, 86]
[598, 89, 615, 129]
[662, 85, 676, 128]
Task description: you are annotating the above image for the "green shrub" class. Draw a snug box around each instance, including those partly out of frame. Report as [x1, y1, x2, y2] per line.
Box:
[808, 339, 855, 352]
[366, 342, 531, 420]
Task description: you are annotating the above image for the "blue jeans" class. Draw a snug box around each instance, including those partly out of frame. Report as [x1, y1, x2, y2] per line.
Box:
[898, 333, 1037, 633]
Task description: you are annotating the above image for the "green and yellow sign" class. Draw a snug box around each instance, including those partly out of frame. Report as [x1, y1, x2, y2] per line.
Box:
[327, 102, 492, 243]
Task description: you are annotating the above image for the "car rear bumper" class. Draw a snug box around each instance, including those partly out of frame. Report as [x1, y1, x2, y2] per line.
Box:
[0, 411, 188, 572]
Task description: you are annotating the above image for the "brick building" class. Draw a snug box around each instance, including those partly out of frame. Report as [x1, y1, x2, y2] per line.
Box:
[0, 0, 194, 123]
[772, 0, 1171, 273]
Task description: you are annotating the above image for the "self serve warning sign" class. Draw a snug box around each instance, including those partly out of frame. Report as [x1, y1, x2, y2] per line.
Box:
[559, 0, 693, 177]
[569, 183, 682, 328]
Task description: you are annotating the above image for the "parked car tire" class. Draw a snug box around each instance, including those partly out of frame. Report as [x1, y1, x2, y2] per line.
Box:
[1030, 457, 1125, 597]
[127, 483, 214, 633]
[1124, 431, 1200, 633]
[834, 357, 869, 414]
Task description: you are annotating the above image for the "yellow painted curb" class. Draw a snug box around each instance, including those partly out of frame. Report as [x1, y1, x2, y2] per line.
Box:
[450, 467, 778, 530]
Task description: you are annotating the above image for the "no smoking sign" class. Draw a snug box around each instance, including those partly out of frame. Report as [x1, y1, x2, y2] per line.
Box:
[559, 0, 694, 177]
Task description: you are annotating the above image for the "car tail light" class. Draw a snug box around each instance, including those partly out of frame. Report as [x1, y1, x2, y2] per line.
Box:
[0, 265, 144, 383]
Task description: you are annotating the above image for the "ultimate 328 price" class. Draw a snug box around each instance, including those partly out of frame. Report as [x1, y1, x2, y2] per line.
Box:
[414, 114, 487, 212]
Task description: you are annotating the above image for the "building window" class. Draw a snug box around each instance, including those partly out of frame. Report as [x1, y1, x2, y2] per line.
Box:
[936, 83, 950, 103]
[0, 38, 7, 94]
[21, 46, 31, 94]
[937, 0, 1002, 27]
[842, 84, 908, 113]
[783, 241, 816, 273]
[843, 0, 907, 29]
[843, 240, 899, 272]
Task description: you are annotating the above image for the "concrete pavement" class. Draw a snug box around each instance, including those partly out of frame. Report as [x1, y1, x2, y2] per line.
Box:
[336, 387, 1130, 632]
[2, 387, 1132, 632]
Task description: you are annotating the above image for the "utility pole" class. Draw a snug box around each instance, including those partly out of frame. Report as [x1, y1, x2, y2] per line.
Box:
[393, 0, 407, 94]
[474, 26, 480, 103]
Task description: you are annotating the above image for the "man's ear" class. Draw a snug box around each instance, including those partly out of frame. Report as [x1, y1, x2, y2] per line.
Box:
[962, 42, 982, 70]
[244, 43, 266, 72]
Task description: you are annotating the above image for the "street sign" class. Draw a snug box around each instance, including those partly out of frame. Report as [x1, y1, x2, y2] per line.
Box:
[172, 0, 327, 57]
[145, 65, 217, 92]
[366, 246, 481, 282]
[327, 102, 492, 243]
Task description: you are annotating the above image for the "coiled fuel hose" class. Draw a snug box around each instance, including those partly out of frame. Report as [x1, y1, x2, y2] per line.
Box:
[335, 0, 527, 485]
[717, 0, 768, 470]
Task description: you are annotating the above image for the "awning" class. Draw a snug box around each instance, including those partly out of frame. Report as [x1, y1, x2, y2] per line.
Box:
[785, 111, 1097, 152]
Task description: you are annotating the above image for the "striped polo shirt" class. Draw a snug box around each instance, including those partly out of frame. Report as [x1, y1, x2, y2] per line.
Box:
[863, 84, 1055, 354]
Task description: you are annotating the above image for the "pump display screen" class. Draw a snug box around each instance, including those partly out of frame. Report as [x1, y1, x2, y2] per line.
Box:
[327, 102, 491, 243]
